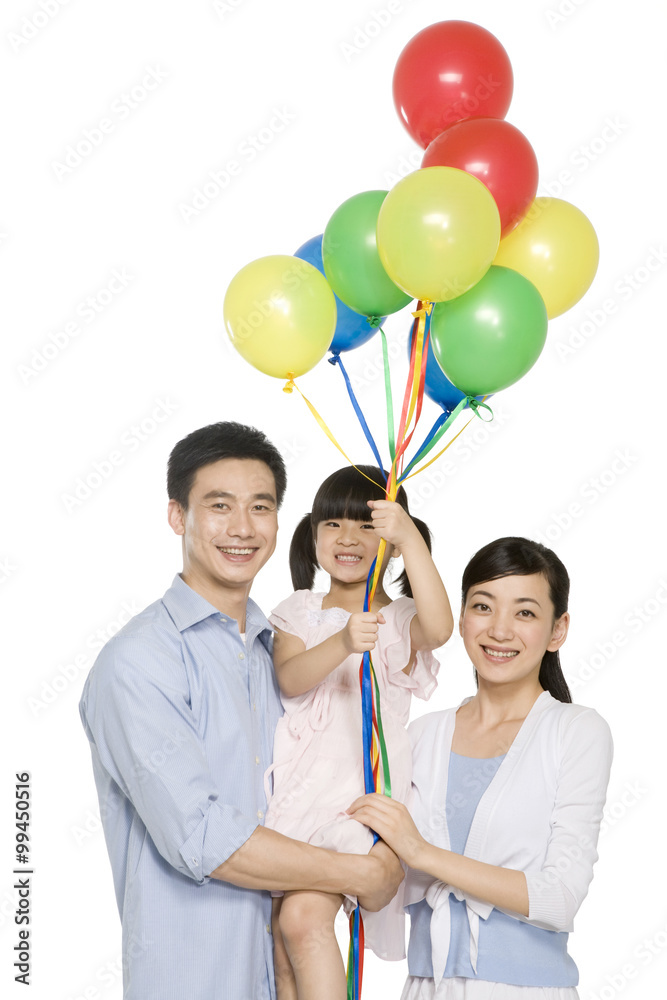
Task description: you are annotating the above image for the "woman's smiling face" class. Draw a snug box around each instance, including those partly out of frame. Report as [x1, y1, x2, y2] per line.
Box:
[460, 572, 569, 689]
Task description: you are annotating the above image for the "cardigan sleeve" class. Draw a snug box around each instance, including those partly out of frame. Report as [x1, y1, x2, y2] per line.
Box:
[523, 707, 613, 931]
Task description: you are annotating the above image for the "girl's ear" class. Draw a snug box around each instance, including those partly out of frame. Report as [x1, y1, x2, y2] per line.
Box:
[547, 612, 570, 651]
[458, 602, 465, 637]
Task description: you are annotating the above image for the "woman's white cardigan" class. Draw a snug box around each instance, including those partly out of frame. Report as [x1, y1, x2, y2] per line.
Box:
[404, 691, 613, 982]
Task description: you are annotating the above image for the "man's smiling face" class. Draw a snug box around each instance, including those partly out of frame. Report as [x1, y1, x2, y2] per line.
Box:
[168, 458, 278, 601]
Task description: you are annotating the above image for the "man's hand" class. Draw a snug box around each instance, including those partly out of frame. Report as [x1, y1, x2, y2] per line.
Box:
[355, 840, 404, 911]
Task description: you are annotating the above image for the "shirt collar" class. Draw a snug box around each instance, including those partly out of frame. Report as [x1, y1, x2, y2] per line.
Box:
[161, 574, 272, 645]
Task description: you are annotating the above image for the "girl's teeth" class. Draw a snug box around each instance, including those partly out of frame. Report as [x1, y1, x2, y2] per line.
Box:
[484, 647, 518, 659]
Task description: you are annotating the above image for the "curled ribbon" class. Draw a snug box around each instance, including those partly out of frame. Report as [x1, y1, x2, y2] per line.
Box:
[411, 300, 434, 320]
[467, 397, 494, 422]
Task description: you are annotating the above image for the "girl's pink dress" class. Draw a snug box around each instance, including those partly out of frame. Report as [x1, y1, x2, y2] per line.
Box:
[264, 589, 440, 960]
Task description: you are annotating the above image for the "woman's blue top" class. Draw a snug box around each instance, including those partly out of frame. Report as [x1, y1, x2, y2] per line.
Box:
[406, 752, 578, 986]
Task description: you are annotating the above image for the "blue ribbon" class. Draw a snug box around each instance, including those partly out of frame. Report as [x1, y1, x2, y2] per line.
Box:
[329, 353, 387, 480]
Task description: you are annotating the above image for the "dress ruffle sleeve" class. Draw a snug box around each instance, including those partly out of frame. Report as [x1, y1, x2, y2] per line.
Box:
[381, 596, 440, 701]
[268, 590, 315, 644]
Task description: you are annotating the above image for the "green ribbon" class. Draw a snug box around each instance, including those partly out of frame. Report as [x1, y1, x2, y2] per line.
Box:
[380, 329, 396, 462]
[370, 659, 392, 798]
[467, 397, 494, 422]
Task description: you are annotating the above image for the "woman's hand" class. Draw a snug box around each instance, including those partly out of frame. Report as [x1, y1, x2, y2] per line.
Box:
[348, 793, 427, 869]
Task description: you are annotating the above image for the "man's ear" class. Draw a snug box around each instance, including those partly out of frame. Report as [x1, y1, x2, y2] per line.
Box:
[547, 612, 570, 652]
[167, 499, 186, 537]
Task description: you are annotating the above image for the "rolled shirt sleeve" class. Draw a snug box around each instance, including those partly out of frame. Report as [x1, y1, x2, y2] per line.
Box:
[524, 708, 614, 930]
[81, 632, 259, 883]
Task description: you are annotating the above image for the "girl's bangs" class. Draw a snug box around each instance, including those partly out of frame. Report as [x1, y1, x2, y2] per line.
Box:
[311, 466, 388, 525]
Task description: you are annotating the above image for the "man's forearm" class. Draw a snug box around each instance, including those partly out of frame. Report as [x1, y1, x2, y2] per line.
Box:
[210, 825, 362, 894]
[209, 826, 402, 911]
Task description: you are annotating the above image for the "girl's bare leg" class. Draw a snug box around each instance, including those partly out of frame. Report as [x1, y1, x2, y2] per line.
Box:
[272, 897, 298, 1000]
[279, 890, 346, 1000]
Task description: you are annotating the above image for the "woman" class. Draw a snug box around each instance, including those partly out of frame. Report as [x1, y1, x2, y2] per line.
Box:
[350, 536, 613, 999]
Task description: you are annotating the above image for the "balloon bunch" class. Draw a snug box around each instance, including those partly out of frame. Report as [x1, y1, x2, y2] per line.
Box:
[224, 20, 600, 998]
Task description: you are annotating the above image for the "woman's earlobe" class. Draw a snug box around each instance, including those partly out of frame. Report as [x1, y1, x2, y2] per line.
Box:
[548, 612, 570, 650]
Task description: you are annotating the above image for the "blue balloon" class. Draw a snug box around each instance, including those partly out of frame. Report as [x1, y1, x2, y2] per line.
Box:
[294, 235, 382, 353]
[409, 329, 488, 412]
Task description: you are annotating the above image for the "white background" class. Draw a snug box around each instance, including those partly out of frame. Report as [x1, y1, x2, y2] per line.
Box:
[2, 1, 665, 998]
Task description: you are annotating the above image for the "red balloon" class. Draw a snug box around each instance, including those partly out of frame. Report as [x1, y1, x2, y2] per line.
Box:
[422, 118, 538, 236]
[393, 21, 513, 149]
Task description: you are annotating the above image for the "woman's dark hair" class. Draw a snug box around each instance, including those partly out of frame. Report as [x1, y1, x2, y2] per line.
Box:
[290, 465, 431, 599]
[167, 421, 287, 509]
[461, 536, 572, 703]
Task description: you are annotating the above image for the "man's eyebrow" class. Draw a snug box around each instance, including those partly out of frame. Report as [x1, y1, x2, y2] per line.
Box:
[469, 589, 542, 607]
[201, 490, 277, 503]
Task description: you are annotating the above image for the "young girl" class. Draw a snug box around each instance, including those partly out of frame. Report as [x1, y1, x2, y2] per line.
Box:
[265, 465, 454, 1000]
[350, 536, 613, 1000]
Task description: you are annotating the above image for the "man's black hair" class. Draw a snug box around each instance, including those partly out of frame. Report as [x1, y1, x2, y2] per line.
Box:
[167, 421, 287, 509]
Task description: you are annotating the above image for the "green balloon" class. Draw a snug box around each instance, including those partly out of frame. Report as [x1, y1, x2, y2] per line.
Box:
[322, 190, 413, 318]
[430, 266, 548, 396]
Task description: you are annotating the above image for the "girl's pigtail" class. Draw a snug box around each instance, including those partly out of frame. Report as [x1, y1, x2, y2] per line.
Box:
[289, 514, 318, 592]
[396, 516, 432, 598]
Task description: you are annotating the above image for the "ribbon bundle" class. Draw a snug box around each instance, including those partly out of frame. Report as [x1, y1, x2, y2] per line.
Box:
[285, 303, 491, 999]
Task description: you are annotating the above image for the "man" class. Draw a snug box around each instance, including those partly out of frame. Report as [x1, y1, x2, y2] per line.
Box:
[79, 421, 402, 999]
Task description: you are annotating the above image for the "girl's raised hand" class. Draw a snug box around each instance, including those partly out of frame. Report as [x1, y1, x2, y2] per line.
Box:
[342, 610, 386, 655]
[367, 499, 420, 554]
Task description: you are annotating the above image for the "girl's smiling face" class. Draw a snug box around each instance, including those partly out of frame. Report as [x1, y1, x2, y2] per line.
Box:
[315, 517, 392, 585]
[460, 572, 569, 689]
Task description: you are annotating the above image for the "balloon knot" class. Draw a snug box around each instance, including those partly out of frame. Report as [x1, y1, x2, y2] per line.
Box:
[468, 397, 494, 422]
[283, 373, 296, 394]
[412, 299, 433, 321]
[368, 315, 383, 328]
[328, 353, 340, 366]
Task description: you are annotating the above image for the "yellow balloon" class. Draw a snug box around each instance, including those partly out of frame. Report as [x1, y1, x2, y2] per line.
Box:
[224, 255, 336, 378]
[376, 166, 501, 302]
[494, 197, 599, 318]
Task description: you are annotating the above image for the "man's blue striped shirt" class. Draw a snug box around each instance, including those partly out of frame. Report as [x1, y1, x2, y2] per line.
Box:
[79, 574, 283, 999]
